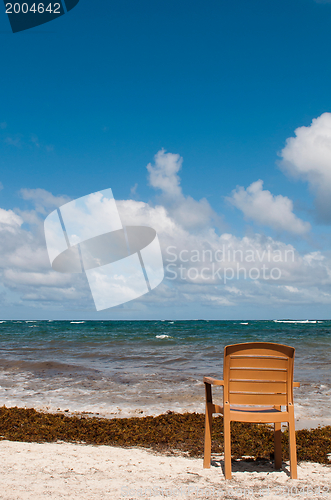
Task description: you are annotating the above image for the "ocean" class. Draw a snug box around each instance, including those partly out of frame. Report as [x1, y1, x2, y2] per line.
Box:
[0, 320, 330, 427]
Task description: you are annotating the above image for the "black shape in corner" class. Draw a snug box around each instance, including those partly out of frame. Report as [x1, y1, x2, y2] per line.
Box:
[63, 0, 79, 12]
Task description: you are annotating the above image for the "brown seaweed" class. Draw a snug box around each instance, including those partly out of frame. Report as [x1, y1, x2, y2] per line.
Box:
[0, 407, 330, 464]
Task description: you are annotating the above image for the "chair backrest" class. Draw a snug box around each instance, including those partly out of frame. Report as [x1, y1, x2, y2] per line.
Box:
[223, 342, 295, 407]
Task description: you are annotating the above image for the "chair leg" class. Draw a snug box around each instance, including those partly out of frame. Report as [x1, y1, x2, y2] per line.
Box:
[274, 421, 282, 469]
[288, 406, 298, 479]
[203, 403, 213, 468]
[223, 405, 232, 479]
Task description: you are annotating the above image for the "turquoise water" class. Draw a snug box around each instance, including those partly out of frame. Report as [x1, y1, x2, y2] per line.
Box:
[0, 320, 330, 424]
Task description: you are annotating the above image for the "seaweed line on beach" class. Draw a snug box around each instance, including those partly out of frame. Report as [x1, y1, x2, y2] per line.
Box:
[0, 406, 331, 464]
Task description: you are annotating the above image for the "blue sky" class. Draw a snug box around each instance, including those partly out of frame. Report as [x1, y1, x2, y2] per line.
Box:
[1, 0, 331, 319]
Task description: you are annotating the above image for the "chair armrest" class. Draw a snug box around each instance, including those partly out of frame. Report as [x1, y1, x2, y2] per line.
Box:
[293, 382, 300, 388]
[203, 376, 224, 386]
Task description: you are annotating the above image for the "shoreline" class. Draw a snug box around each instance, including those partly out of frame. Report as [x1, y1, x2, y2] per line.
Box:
[1, 319, 330, 435]
[1, 406, 331, 464]
[8, 404, 331, 431]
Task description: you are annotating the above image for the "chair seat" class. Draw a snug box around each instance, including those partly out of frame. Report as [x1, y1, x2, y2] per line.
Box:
[221, 404, 289, 423]
[213, 403, 283, 415]
[230, 406, 282, 413]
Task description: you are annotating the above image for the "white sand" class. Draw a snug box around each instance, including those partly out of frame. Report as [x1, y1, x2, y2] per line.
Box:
[0, 441, 330, 499]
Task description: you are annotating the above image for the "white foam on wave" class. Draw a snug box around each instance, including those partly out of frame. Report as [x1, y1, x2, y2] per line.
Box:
[0, 321, 6, 323]
[240, 322, 248, 325]
[70, 321, 85, 324]
[25, 321, 36, 323]
[273, 320, 317, 324]
[156, 335, 171, 339]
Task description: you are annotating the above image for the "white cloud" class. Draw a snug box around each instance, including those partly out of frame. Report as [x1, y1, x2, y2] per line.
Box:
[114, 152, 331, 311]
[3, 270, 73, 287]
[4, 129, 54, 153]
[227, 180, 310, 234]
[20, 188, 70, 215]
[130, 183, 138, 196]
[0, 208, 23, 228]
[147, 149, 183, 198]
[116, 196, 331, 296]
[0, 194, 91, 310]
[5, 136, 22, 148]
[31, 135, 40, 148]
[146, 149, 220, 231]
[280, 112, 331, 223]
[0, 148, 330, 315]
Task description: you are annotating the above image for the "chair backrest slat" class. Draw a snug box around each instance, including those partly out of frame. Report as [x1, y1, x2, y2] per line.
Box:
[230, 368, 287, 381]
[230, 357, 288, 370]
[229, 393, 287, 405]
[229, 380, 287, 392]
[224, 342, 295, 407]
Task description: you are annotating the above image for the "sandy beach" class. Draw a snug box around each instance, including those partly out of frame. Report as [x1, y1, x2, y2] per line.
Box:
[0, 440, 330, 500]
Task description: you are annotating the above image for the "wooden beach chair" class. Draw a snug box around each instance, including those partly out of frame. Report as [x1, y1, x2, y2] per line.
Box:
[203, 342, 300, 479]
